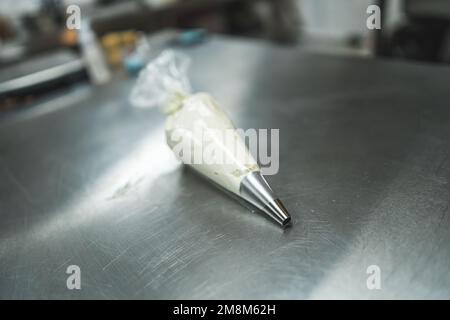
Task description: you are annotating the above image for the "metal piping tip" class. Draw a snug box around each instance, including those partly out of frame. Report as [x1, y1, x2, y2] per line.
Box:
[240, 171, 291, 227]
[266, 198, 292, 227]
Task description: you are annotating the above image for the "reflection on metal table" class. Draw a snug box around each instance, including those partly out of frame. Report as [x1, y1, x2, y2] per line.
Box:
[1, 35, 450, 299]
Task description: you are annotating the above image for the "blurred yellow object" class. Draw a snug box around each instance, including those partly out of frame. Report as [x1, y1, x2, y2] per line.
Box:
[60, 29, 78, 46]
[100, 31, 139, 68]
[107, 49, 123, 66]
[101, 33, 121, 49]
[122, 31, 138, 46]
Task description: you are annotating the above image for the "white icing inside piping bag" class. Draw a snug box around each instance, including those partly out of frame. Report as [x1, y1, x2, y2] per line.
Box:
[130, 50, 291, 227]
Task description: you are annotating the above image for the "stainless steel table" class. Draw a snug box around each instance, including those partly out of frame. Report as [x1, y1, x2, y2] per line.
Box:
[1, 35, 450, 299]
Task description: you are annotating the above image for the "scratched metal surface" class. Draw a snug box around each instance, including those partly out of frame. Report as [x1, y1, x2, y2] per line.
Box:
[1, 35, 450, 299]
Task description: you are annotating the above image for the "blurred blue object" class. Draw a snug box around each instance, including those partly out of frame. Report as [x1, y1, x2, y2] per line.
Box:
[176, 29, 208, 46]
[124, 54, 146, 76]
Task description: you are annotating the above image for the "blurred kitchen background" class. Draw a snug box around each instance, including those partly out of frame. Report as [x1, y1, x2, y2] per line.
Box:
[1, 0, 450, 112]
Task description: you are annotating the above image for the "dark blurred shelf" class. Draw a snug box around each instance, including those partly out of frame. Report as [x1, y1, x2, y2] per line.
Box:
[0, 49, 87, 102]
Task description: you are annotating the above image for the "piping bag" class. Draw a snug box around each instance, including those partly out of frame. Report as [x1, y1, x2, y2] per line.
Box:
[130, 50, 291, 227]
